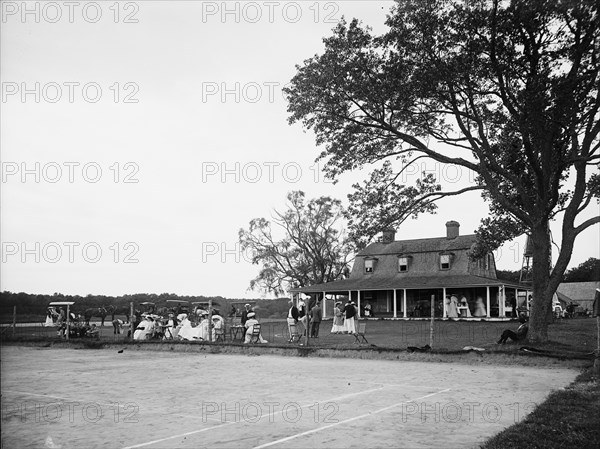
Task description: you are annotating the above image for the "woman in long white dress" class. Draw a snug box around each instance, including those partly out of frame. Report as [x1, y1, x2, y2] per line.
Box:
[446, 295, 459, 318]
[43, 308, 55, 327]
[331, 302, 344, 333]
[243, 312, 268, 343]
[178, 316, 203, 341]
[473, 297, 487, 317]
[459, 295, 473, 317]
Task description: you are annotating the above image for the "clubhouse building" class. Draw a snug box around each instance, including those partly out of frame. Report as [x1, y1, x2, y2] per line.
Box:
[291, 221, 529, 320]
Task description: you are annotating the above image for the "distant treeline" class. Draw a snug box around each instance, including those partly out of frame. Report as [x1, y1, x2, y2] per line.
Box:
[0, 291, 291, 319]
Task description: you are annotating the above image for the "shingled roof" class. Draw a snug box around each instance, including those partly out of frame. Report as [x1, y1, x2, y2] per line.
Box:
[291, 219, 535, 293]
[358, 234, 477, 257]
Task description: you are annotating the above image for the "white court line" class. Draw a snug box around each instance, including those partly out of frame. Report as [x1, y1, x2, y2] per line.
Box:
[253, 388, 452, 449]
[121, 385, 386, 449]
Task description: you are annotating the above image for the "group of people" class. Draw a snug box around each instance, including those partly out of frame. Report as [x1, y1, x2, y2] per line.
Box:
[331, 300, 358, 334]
[286, 298, 361, 339]
[286, 299, 323, 339]
[56, 320, 99, 339]
[445, 294, 487, 318]
[131, 309, 225, 342]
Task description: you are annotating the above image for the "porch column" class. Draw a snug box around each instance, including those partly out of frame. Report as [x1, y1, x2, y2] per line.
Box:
[486, 286, 491, 318]
[66, 304, 71, 341]
[442, 287, 447, 318]
[357, 290, 361, 318]
[393, 289, 397, 318]
[500, 285, 505, 317]
[323, 292, 327, 318]
[403, 289, 407, 318]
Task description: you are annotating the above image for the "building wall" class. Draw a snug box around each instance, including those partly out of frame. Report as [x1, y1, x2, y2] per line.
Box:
[351, 249, 497, 280]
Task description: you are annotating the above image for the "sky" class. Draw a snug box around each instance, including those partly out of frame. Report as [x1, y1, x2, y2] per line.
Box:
[1, 1, 599, 299]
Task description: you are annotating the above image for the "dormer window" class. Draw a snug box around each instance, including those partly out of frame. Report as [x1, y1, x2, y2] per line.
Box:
[364, 258, 377, 274]
[440, 254, 451, 270]
[398, 255, 411, 272]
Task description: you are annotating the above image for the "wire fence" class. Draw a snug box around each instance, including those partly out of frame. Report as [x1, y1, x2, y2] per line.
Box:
[0, 319, 297, 345]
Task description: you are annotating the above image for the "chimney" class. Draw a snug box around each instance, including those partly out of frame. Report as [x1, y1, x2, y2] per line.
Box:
[446, 221, 460, 239]
[381, 228, 396, 244]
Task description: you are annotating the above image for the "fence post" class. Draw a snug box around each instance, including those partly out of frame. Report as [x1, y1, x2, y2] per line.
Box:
[130, 302, 134, 340]
[429, 295, 435, 348]
[208, 299, 213, 342]
[12, 306, 16, 337]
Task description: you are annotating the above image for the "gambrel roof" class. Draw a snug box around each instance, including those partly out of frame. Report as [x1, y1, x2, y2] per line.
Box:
[293, 223, 526, 294]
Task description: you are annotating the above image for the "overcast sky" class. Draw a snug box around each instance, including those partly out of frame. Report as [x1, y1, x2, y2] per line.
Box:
[1, 1, 598, 299]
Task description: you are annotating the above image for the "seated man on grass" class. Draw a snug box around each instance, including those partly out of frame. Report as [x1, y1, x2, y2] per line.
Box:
[497, 315, 528, 344]
[88, 324, 100, 338]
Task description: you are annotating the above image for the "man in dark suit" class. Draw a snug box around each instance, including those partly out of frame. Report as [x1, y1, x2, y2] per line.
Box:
[240, 304, 252, 327]
[310, 300, 322, 337]
[287, 300, 299, 342]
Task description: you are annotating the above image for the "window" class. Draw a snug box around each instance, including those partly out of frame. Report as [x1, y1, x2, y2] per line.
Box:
[398, 257, 408, 272]
[364, 259, 375, 273]
[440, 254, 451, 270]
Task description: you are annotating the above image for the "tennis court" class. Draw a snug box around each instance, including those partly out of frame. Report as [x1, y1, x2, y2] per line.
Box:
[1, 345, 578, 448]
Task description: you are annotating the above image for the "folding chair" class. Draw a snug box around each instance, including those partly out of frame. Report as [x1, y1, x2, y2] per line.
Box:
[287, 323, 301, 343]
[214, 326, 225, 342]
[249, 324, 261, 344]
[353, 322, 368, 344]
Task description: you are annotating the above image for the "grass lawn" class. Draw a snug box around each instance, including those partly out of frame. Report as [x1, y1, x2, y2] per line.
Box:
[482, 368, 600, 449]
[296, 317, 598, 355]
[2, 316, 598, 354]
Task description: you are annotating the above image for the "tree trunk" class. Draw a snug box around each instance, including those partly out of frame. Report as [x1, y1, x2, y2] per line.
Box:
[528, 221, 553, 343]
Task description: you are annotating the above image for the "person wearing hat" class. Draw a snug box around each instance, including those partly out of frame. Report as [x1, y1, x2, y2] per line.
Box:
[197, 310, 210, 340]
[331, 301, 344, 333]
[309, 300, 323, 338]
[343, 301, 357, 334]
[44, 307, 55, 327]
[211, 311, 224, 340]
[163, 313, 178, 340]
[241, 303, 252, 328]
[244, 312, 268, 343]
[287, 300, 299, 341]
[112, 318, 124, 335]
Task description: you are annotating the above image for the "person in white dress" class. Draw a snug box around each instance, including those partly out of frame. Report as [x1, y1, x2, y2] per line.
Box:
[331, 302, 344, 333]
[211, 313, 224, 340]
[473, 297, 487, 317]
[459, 295, 473, 317]
[244, 312, 268, 343]
[163, 313, 178, 340]
[177, 316, 202, 341]
[43, 307, 55, 327]
[343, 301, 356, 334]
[446, 295, 459, 318]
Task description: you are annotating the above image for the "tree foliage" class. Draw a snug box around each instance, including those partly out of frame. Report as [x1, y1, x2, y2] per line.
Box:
[563, 257, 600, 282]
[285, 0, 599, 341]
[239, 191, 355, 295]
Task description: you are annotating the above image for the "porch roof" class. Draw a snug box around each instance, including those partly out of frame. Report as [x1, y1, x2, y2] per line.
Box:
[291, 274, 525, 294]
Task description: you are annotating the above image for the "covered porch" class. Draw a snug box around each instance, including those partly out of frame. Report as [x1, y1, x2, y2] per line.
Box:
[291, 277, 530, 320]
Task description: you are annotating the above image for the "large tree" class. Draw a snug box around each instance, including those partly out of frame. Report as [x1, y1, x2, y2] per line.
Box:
[239, 191, 354, 295]
[284, 0, 600, 341]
